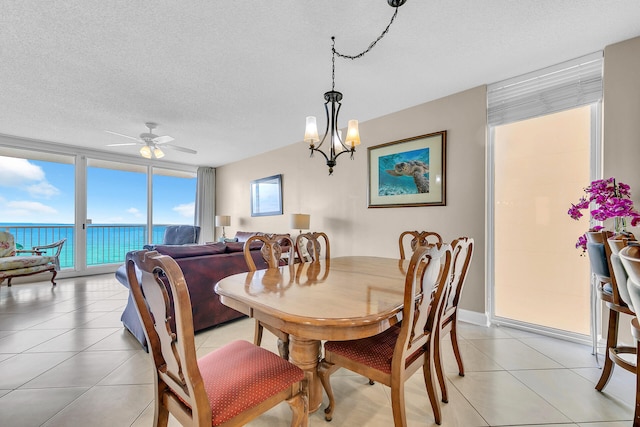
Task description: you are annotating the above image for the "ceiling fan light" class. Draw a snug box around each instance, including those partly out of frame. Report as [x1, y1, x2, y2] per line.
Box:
[153, 147, 165, 159]
[139, 145, 152, 159]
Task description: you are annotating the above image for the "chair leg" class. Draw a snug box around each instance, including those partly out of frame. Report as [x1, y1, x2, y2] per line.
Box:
[254, 320, 264, 346]
[450, 320, 465, 376]
[422, 358, 442, 425]
[50, 270, 58, 286]
[317, 360, 339, 422]
[286, 380, 309, 427]
[596, 307, 619, 391]
[389, 381, 408, 427]
[277, 335, 290, 360]
[434, 334, 448, 404]
[7, 277, 12, 287]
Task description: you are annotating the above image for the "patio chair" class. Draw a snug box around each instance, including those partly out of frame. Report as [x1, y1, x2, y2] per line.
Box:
[0, 231, 66, 287]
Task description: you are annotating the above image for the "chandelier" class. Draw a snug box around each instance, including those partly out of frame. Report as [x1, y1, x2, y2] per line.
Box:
[304, 0, 407, 175]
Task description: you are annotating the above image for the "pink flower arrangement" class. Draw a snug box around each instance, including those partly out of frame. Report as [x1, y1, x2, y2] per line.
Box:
[568, 177, 640, 252]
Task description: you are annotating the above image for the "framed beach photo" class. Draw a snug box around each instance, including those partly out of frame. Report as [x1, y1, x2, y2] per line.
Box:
[250, 174, 283, 216]
[368, 131, 446, 208]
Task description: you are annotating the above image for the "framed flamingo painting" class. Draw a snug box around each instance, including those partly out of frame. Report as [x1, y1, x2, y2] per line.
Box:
[367, 131, 446, 208]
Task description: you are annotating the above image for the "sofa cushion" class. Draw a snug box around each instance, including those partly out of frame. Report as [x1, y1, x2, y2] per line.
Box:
[234, 231, 260, 243]
[152, 243, 227, 258]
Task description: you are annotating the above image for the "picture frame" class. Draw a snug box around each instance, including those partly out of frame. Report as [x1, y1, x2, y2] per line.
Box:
[250, 174, 283, 216]
[368, 131, 446, 208]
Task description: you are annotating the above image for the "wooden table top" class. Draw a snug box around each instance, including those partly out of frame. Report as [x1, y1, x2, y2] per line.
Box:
[215, 256, 409, 341]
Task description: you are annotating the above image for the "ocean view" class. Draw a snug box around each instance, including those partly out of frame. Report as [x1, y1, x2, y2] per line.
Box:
[1, 223, 169, 268]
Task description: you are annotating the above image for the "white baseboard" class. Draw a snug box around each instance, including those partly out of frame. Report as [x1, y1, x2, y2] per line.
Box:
[458, 309, 489, 326]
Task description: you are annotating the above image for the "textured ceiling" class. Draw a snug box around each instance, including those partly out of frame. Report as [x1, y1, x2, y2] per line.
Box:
[1, 1, 640, 167]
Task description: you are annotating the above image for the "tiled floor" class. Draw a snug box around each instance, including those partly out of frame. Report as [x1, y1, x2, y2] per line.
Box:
[0, 274, 635, 426]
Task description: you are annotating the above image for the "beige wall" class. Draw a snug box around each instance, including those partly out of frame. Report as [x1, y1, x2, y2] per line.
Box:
[603, 35, 640, 343]
[216, 35, 640, 320]
[217, 86, 487, 315]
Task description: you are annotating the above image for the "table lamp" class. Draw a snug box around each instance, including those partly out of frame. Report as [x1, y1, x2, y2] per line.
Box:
[291, 213, 310, 234]
[215, 215, 231, 241]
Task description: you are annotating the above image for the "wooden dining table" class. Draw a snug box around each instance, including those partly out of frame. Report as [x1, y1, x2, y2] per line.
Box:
[214, 256, 409, 412]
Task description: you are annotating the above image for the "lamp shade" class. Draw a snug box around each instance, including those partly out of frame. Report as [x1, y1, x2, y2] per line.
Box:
[291, 213, 310, 231]
[304, 116, 319, 143]
[345, 119, 361, 147]
[215, 215, 231, 227]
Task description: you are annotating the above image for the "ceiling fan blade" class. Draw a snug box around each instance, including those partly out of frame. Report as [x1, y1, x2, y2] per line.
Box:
[106, 143, 139, 147]
[153, 135, 174, 144]
[164, 144, 197, 154]
[105, 130, 142, 142]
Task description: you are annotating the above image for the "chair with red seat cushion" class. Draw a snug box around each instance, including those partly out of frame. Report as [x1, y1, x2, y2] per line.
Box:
[126, 249, 308, 427]
[398, 230, 443, 260]
[318, 243, 453, 426]
[243, 234, 295, 359]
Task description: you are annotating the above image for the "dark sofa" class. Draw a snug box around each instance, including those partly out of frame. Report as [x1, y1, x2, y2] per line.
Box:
[116, 233, 269, 348]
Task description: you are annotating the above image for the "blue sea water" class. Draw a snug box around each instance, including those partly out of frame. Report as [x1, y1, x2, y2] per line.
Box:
[0, 223, 168, 268]
[378, 148, 430, 196]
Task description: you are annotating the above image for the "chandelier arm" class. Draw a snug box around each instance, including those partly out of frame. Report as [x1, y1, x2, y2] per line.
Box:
[333, 147, 356, 161]
[333, 6, 400, 60]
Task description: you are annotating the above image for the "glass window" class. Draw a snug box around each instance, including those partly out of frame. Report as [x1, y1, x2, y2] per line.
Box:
[152, 167, 197, 244]
[0, 150, 75, 269]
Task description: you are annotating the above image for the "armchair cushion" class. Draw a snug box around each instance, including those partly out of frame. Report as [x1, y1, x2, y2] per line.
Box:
[0, 255, 56, 271]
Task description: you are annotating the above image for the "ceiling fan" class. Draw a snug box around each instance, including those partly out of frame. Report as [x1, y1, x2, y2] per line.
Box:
[105, 122, 197, 159]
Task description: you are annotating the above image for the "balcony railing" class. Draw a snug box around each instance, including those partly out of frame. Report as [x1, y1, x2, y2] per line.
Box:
[1, 224, 169, 268]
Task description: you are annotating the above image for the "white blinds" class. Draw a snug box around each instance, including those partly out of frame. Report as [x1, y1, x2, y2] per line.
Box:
[487, 52, 603, 126]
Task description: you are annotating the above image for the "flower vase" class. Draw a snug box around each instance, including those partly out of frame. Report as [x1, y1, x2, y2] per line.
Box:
[614, 217, 627, 234]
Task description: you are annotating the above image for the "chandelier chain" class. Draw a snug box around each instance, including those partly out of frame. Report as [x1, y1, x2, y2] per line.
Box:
[333, 6, 400, 60]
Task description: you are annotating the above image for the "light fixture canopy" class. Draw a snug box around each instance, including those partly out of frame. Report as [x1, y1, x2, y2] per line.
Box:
[304, 0, 405, 175]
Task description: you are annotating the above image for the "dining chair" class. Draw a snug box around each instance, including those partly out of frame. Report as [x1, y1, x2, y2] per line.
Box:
[434, 236, 474, 403]
[318, 243, 453, 426]
[398, 230, 443, 260]
[243, 234, 295, 359]
[294, 232, 330, 263]
[617, 244, 640, 427]
[585, 230, 613, 363]
[588, 231, 637, 391]
[125, 250, 308, 427]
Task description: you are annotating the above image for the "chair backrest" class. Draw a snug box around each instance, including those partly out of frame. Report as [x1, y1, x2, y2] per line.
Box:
[586, 231, 611, 284]
[243, 234, 294, 271]
[607, 235, 637, 309]
[126, 250, 212, 425]
[394, 243, 452, 371]
[442, 237, 474, 320]
[619, 245, 640, 318]
[0, 231, 16, 257]
[295, 232, 330, 262]
[398, 230, 443, 260]
[163, 225, 201, 245]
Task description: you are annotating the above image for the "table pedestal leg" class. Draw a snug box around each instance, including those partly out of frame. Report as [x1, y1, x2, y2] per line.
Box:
[288, 335, 322, 413]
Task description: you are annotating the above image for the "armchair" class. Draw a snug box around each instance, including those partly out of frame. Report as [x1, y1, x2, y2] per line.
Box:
[0, 231, 66, 287]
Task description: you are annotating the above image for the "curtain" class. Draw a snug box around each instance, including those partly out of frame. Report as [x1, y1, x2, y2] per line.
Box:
[195, 167, 215, 243]
[488, 51, 603, 126]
